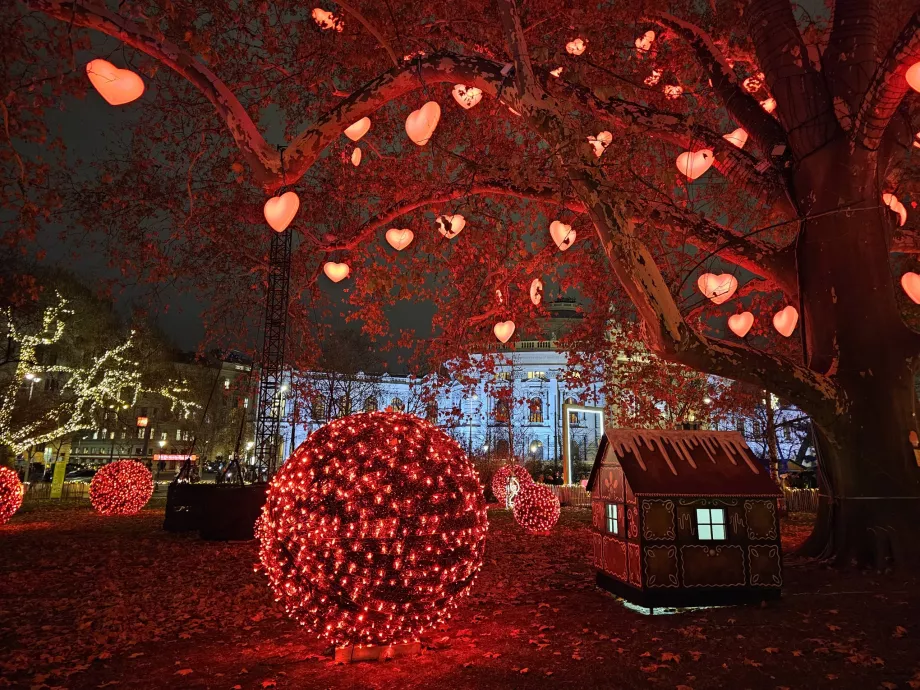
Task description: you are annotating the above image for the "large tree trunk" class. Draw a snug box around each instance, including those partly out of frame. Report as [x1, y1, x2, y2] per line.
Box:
[791, 138, 920, 567]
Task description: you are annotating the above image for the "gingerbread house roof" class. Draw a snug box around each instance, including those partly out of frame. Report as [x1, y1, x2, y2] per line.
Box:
[586, 429, 781, 497]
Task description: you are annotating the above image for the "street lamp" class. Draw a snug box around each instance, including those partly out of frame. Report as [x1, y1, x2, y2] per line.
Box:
[703, 396, 712, 405]
[24, 373, 41, 400]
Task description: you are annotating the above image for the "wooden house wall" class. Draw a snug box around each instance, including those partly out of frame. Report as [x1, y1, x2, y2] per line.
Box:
[591, 452, 641, 589]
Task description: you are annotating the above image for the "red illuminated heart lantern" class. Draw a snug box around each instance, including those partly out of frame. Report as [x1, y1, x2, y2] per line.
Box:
[723, 128, 748, 149]
[493, 320, 515, 343]
[452, 85, 482, 110]
[344, 117, 371, 142]
[588, 131, 612, 157]
[263, 191, 300, 232]
[405, 101, 441, 146]
[385, 228, 414, 251]
[773, 306, 798, 337]
[901, 272, 920, 304]
[883, 193, 907, 227]
[323, 262, 350, 282]
[437, 214, 465, 239]
[907, 62, 920, 93]
[697, 273, 738, 304]
[350, 148, 362, 166]
[549, 220, 575, 251]
[761, 97, 777, 113]
[530, 278, 543, 306]
[728, 312, 754, 338]
[85, 59, 145, 106]
[566, 38, 587, 56]
[676, 149, 714, 180]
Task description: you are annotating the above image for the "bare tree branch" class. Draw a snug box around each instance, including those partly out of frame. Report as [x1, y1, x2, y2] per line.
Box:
[335, 0, 400, 68]
[851, 10, 920, 151]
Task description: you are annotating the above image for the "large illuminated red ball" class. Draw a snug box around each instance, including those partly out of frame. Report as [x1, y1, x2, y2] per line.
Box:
[258, 411, 488, 647]
[491, 463, 533, 505]
[0, 466, 24, 525]
[512, 483, 561, 534]
[89, 460, 153, 516]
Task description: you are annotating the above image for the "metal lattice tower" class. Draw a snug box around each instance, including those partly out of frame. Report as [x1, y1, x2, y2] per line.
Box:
[254, 227, 293, 478]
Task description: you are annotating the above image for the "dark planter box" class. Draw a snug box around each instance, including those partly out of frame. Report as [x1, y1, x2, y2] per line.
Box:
[163, 482, 217, 533]
[199, 484, 267, 541]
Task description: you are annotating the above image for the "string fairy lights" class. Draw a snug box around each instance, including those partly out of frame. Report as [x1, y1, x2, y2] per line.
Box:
[89, 460, 154, 516]
[491, 463, 533, 506]
[256, 411, 488, 648]
[0, 466, 24, 525]
[512, 483, 561, 534]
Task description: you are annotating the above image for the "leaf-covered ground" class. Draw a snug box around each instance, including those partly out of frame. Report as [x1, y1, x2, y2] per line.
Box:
[1, 502, 919, 689]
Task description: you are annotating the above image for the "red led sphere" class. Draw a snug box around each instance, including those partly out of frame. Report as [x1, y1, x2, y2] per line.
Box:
[491, 463, 533, 505]
[0, 466, 24, 525]
[257, 411, 488, 647]
[89, 460, 153, 516]
[512, 483, 561, 535]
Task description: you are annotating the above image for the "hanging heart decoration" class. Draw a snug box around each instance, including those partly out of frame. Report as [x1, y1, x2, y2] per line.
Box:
[263, 191, 300, 232]
[566, 38, 587, 56]
[437, 214, 465, 239]
[907, 62, 920, 93]
[727, 312, 754, 338]
[550, 67, 564, 77]
[385, 228, 414, 251]
[493, 321, 516, 344]
[761, 97, 777, 113]
[405, 101, 441, 146]
[452, 85, 483, 110]
[901, 272, 920, 304]
[495, 289, 504, 305]
[676, 149, 714, 180]
[530, 278, 543, 306]
[588, 131, 613, 158]
[772, 306, 798, 337]
[549, 221, 575, 251]
[323, 262, 350, 283]
[697, 273, 738, 305]
[343, 117, 371, 142]
[663, 85, 684, 99]
[312, 8, 343, 31]
[350, 148, 362, 166]
[635, 31, 656, 53]
[85, 59, 145, 106]
[723, 128, 748, 149]
[883, 193, 908, 227]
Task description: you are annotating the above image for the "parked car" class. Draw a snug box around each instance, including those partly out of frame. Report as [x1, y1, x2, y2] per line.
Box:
[64, 468, 97, 483]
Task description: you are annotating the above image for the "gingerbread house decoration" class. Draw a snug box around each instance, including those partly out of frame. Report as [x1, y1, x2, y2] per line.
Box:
[586, 429, 782, 608]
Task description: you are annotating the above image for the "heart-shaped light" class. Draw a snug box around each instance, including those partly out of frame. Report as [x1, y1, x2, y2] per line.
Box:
[566, 38, 587, 56]
[723, 128, 748, 149]
[761, 97, 777, 113]
[588, 131, 613, 158]
[405, 101, 441, 146]
[530, 278, 543, 306]
[312, 7, 343, 31]
[901, 272, 920, 304]
[85, 59, 145, 106]
[385, 228, 414, 251]
[437, 214, 465, 239]
[635, 30, 655, 53]
[907, 62, 920, 93]
[773, 306, 798, 337]
[883, 193, 907, 227]
[493, 320, 515, 344]
[550, 67, 564, 77]
[549, 220, 575, 251]
[344, 117, 371, 142]
[676, 149, 714, 180]
[323, 262, 350, 282]
[350, 148, 362, 166]
[263, 191, 300, 232]
[697, 272, 738, 305]
[451, 85, 483, 110]
[495, 289, 504, 305]
[727, 312, 754, 338]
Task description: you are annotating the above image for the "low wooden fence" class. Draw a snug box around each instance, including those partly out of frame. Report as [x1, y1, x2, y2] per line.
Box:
[23, 481, 90, 501]
[783, 487, 819, 513]
[546, 483, 591, 508]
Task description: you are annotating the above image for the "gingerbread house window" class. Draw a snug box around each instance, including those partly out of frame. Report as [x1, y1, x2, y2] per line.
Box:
[605, 503, 619, 535]
[696, 508, 726, 541]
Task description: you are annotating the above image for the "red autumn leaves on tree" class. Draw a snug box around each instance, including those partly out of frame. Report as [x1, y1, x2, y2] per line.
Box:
[3, 0, 920, 566]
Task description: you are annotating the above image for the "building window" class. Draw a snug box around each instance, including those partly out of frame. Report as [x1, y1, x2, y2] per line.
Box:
[224, 378, 231, 390]
[527, 371, 546, 380]
[495, 372, 511, 381]
[426, 402, 438, 423]
[493, 399, 509, 423]
[364, 396, 378, 412]
[695, 508, 726, 541]
[529, 398, 543, 423]
[390, 398, 405, 412]
[312, 397, 326, 420]
[605, 503, 619, 535]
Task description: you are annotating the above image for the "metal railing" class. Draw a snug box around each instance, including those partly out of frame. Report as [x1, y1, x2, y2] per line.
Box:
[545, 483, 591, 508]
[23, 481, 90, 501]
[783, 487, 819, 513]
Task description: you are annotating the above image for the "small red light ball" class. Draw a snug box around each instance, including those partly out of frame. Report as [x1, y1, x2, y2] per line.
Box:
[491, 463, 533, 505]
[512, 483, 561, 534]
[89, 460, 153, 516]
[0, 466, 24, 525]
[258, 411, 488, 647]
